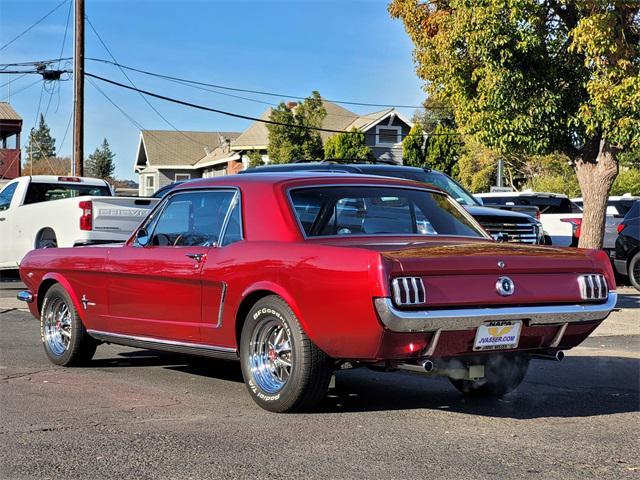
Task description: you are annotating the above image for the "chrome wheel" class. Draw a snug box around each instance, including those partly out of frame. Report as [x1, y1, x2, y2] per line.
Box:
[43, 297, 72, 357]
[249, 319, 293, 394]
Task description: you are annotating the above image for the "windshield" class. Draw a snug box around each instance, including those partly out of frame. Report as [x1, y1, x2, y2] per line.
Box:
[289, 186, 485, 238]
[420, 172, 479, 206]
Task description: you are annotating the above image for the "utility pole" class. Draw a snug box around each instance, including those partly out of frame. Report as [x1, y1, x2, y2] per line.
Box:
[72, 0, 84, 176]
[496, 158, 504, 188]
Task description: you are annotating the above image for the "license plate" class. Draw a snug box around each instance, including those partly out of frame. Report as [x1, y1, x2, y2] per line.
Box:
[473, 320, 522, 351]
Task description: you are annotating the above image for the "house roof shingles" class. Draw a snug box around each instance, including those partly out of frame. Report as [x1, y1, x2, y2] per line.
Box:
[0, 102, 22, 121]
[139, 130, 241, 167]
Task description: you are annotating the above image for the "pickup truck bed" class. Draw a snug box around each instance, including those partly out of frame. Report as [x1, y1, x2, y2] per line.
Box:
[0, 176, 158, 269]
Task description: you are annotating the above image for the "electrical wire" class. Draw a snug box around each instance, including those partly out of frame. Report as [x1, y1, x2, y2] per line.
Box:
[0, 73, 28, 90]
[0, 0, 70, 52]
[0, 77, 41, 101]
[85, 57, 433, 110]
[86, 72, 460, 138]
[85, 15, 215, 151]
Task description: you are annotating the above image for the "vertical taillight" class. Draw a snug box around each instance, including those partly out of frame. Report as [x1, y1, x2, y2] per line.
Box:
[79, 200, 93, 231]
[561, 217, 582, 238]
[617, 222, 626, 234]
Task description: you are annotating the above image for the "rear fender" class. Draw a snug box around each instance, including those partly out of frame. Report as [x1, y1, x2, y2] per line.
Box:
[238, 281, 313, 337]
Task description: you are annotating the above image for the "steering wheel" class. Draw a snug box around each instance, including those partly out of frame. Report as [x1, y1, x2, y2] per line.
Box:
[172, 233, 186, 246]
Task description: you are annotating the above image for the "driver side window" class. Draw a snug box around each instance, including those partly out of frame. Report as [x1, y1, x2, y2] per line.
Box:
[149, 190, 237, 247]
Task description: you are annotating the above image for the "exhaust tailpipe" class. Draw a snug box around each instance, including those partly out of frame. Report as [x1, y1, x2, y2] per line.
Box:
[532, 350, 564, 361]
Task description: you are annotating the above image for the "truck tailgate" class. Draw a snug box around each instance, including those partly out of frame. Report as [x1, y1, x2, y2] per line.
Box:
[91, 197, 159, 234]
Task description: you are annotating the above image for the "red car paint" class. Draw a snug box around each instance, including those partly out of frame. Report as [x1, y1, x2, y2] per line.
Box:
[19, 174, 616, 361]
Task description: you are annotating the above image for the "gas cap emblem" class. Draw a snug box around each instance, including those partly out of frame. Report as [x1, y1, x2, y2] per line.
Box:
[496, 276, 515, 296]
[497, 260, 505, 269]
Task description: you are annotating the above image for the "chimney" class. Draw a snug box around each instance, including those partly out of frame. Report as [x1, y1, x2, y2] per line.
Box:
[286, 101, 298, 110]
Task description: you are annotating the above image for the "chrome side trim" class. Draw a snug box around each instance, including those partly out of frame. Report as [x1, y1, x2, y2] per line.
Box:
[87, 330, 238, 360]
[374, 292, 618, 333]
[17, 291, 34, 303]
[215, 282, 227, 328]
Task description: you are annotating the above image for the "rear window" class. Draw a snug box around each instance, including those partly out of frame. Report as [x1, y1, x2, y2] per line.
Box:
[24, 182, 111, 205]
[289, 186, 485, 238]
[483, 195, 580, 214]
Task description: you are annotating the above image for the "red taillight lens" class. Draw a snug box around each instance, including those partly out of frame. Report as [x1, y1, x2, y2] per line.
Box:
[617, 223, 626, 234]
[561, 218, 582, 238]
[536, 209, 540, 221]
[79, 200, 93, 231]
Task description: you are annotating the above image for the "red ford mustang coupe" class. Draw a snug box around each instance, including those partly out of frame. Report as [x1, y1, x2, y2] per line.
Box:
[18, 173, 617, 412]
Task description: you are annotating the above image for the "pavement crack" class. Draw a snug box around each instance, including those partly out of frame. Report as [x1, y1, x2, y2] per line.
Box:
[0, 368, 57, 382]
[0, 308, 16, 315]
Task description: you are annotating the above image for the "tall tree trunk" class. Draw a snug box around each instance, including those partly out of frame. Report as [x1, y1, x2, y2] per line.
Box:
[575, 140, 618, 249]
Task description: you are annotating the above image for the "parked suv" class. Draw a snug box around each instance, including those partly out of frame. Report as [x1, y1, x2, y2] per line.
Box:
[614, 200, 640, 291]
[476, 192, 582, 246]
[243, 161, 544, 244]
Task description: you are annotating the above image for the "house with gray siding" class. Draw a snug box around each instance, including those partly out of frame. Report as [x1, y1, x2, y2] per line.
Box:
[134, 102, 412, 195]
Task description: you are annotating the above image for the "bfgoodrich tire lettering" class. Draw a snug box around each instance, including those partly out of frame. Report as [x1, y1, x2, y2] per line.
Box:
[240, 295, 332, 413]
[40, 284, 98, 366]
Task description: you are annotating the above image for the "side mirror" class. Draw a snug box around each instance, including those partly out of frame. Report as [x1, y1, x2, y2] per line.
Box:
[136, 228, 150, 247]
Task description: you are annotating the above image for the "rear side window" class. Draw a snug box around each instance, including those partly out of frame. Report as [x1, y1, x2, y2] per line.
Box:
[290, 186, 484, 238]
[23, 183, 111, 205]
[624, 201, 639, 220]
[0, 182, 18, 211]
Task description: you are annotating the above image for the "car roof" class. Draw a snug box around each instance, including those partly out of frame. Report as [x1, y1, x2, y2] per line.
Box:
[243, 161, 439, 175]
[477, 191, 569, 199]
[171, 171, 447, 194]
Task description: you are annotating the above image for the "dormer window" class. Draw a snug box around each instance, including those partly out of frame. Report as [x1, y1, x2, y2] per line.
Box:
[376, 125, 402, 146]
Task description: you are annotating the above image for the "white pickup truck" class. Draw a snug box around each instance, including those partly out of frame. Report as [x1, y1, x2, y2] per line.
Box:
[476, 192, 583, 247]
[0, 176, 159, 270]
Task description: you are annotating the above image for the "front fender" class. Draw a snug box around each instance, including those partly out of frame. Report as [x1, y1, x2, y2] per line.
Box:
[39, 272, 87, 322]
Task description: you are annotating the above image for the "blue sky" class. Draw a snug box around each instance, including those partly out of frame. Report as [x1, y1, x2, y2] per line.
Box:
[1, 0, 424, 180]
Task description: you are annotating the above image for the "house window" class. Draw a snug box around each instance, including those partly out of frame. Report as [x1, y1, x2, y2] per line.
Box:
[376, 126, 402, 146]
[144, 175, 155, 196]
[175, 173, 191, 182]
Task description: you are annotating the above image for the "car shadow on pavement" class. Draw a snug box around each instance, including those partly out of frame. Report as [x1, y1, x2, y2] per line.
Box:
[89, 350, 638, 418]
[90, 349, 245, 383]
[322, 356, 639, 418]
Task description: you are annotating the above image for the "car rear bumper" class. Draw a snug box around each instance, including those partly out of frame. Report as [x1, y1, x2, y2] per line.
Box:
[373, 293, 617, 333]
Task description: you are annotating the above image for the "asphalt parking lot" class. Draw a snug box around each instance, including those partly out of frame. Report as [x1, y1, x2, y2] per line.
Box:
[1, 278, 638, 479]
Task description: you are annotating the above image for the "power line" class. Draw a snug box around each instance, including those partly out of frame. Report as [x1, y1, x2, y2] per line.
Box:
[0, 73, 28, 90]
[86, 77, 205, 164]
[85, 57, 434, 110]
[85, 15, 213, 151]
[0, 77, 41, 101]
[0, 58, 72, 68]
[86, 72, 460, 138]
[0, 0, 70, 52]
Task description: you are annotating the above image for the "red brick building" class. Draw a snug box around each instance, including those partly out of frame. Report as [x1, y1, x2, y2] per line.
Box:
[0, 102, 22, 180]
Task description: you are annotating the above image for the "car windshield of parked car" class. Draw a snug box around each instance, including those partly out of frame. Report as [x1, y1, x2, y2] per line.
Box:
[419, 172, 480, 206]
[23, 183, 111, 205]
[290, 186, 484, 238]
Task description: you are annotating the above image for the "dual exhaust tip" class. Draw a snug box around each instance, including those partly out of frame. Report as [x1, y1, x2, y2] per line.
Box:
[413, 350, 564, 374]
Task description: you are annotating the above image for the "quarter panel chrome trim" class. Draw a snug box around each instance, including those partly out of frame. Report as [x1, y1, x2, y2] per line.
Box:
[87, 330, 238, 360]
[215, 282, 227, 328]
[374, 292, 617, 333]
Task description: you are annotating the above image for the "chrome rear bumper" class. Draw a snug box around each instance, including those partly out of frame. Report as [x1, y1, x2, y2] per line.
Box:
[374, 292, 617, 333]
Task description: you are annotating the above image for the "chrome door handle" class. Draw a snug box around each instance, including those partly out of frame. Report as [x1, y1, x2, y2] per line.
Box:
[186, 253, 204, 262]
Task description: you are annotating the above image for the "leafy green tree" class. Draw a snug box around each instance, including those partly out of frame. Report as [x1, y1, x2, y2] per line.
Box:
[246, 150, 264, 168]
[520, 154, 581, 197]
[425, 122, 461, 176]
[611, 168, 640, 196]
[86, 138, 115, 180]
[25, 114, 56, 164]
[403, 124, 426, 167]
[389, 0, 640, 248]
[456, 137, 498, 193]
[324, 128, 373, 160]
[267, 92, 326, 163]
